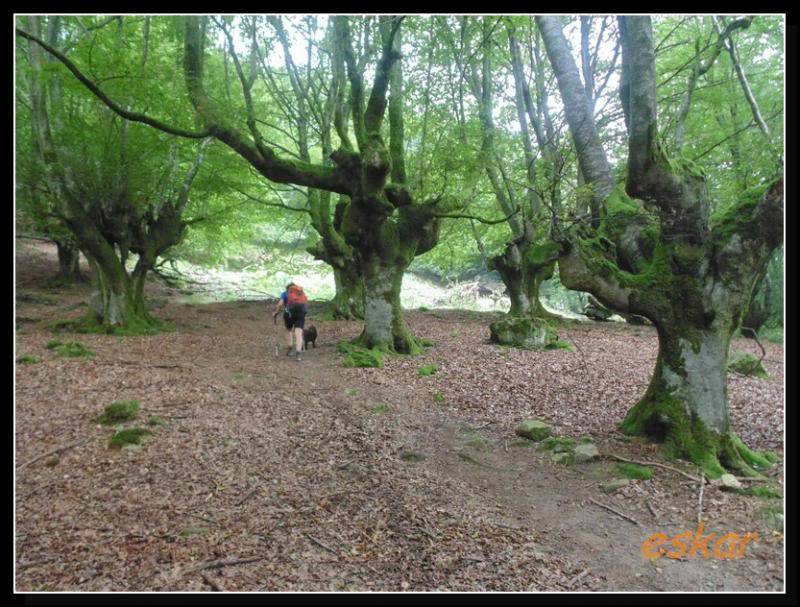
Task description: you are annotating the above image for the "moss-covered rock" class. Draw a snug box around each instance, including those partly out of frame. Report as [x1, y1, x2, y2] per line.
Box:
[602, 479, 630, 493]
[573, 442, 600, 463]
[539, 436, 576, 453]
[515, 420, 552, 442]
[337, 341, 384, 368]
[489, 316, 558, 350]
[98, 400, 140, 425]
[551, 451, 575, 465]
[727, 352, 768, 379]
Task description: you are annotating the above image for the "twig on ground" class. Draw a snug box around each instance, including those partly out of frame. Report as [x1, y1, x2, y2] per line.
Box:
[604, 453, 700, 483]
[200, 571, 227, 591]
[568, 568, 591, 589]
[304, 533, 338, 555]
[182, 556, 263, 575]
[697, 470, 706, 525]
[589, 498, 642, 527]
[646, 500, 659, 522]
[236, 487, 260, 507]
[17, 438, 88, 471]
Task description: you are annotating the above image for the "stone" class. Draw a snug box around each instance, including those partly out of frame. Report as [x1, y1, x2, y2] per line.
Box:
[602, 479, 630, 493]
[719, 473, 743, 490]
[515, 420, 552, 442]
[573, 443, 600, 463]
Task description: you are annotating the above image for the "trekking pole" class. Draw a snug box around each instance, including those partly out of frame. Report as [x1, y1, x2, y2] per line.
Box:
[273, 312, 280, 357]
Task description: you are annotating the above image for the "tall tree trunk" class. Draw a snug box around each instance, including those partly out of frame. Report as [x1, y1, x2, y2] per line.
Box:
[357, 254, 418, 354]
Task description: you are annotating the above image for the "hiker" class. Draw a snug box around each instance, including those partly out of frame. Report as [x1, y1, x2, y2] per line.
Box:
[273, 282, 308, 361]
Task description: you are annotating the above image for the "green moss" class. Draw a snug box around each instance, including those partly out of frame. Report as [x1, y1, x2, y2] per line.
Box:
[579, 436, 595, 444]
[98, 400, 140, 425]
[419, 338, 435, 348]
[738, 486, 781, 499]
[48, 313, 172, 337]
[727, 352, 768, 379]
[147, 415, 168, 427]
[616, 463, 654, 480]
[525, 241, 561, 268]
[761, 451, 780, 465]
[726, 434, 774, 472]
[516, 420, 551, 442]
[370, 403, 390, 414]
[465, 437, 492, 453]
[490, 316, 558, 350]
[620, 390, 726, 478]
[711, 178, 780, 249]
[108, 427, 152, 449]
[16, 354, 39, 364]
[46, 339, 63, 349]
[337, 341, 384, 368]
[418, 364, 438, 376]
[399, 450, 426, 462]
[545, 340, 573, 351]
[53, 341, 94, 358]
[178, 527, 207, 538]
[539, 437, 576, 452]
[433, 391, 445, 404]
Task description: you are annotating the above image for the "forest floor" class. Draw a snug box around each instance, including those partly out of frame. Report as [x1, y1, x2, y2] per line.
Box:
[15, 240, 785, 592]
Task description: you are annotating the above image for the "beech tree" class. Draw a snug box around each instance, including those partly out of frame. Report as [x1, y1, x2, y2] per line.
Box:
[537, 15, 783, 477]
[20, 16, 213, 331]
[21, 16, 506, 353]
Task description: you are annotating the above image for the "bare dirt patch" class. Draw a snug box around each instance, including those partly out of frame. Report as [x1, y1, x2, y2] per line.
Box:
[15, 241, 784, 591]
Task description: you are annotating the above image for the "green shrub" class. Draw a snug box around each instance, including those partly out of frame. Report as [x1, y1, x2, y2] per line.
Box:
[98, 400, 140, 425]
[54, 341, 94, 358]
[616, 462, 654, 480]
[109, 427, 152, 449]
[727, 352, 768, 379]
[418, 364, 438, 376]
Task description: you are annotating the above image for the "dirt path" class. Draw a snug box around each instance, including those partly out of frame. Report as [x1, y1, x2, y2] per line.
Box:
[15, 241, 784, 591]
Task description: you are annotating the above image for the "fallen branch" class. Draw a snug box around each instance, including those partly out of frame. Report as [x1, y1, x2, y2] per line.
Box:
[603, 453, 700, 483]
[17, 438, 88, 471]
[92, 360, 186, 369]
[589, 498, 641, 527]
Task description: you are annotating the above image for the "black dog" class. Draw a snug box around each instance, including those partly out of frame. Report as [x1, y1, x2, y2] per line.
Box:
[303, 325, 318, 350]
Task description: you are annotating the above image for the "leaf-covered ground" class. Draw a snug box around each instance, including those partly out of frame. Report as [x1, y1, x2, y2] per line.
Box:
[15, 241, 784, 592]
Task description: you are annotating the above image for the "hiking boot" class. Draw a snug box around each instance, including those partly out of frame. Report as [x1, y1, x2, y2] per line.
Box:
[296, 351, 303, 362]
[286, 346, 293, 356]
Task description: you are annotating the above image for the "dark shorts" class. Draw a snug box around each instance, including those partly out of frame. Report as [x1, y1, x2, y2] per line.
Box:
[283, 303, 306, 330]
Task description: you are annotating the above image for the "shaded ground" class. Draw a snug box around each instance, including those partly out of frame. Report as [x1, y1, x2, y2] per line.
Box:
[15, 240, 785, 592]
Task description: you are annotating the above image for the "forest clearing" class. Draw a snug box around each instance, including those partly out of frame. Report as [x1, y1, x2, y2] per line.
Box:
[14, 241, 784, 592]
[15, 13, 785, 595]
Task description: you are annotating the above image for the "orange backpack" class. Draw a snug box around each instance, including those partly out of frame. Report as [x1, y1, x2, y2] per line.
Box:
[287, 284, 308, 306]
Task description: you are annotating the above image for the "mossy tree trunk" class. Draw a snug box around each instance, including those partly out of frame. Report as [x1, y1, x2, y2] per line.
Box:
[55, 239, 84, 282]
[540, 15, 784, 477]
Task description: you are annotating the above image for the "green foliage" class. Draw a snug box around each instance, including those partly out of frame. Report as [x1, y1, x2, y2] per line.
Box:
[433, 391, 445, 404]
[108, 427, 153, 449]
[615, 463, 654, 480]
[370, 403, 390, 414]
[727, 352, 768, 379]
[16, 354, 39, 364]
[98, 400, 140, 425]
[417, 364, 438, 376]
[738, 486, 781, 499]
[545, 340, 573, 351]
